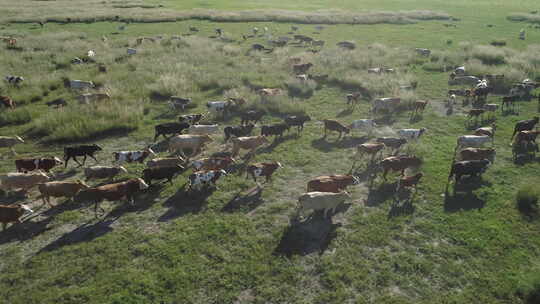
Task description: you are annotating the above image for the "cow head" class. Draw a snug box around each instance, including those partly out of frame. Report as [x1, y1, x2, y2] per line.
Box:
[135, 178, 150, 190]
[277, 162, 283, 168]
[76, 180, 90, 190]
[259, 136, 270, 144]
[18, 204, 34, 215]
[118, 166, 128, 174]
[350, 175, 360, 185]
[419, 128, 427, 136]
[35, 170, 51, 181]
[203, 135, 214, 143]
[219, 169, 227, 177]
[52, 156, 63, 166]
[15, 136, 24, 144]
[145, 147, 157, 157]
[92, 144, 103, 152]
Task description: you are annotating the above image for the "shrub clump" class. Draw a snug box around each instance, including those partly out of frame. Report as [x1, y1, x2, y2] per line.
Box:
[516, 185, 539, 218]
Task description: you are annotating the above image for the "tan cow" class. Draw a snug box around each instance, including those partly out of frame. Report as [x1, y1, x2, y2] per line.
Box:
[230, 136, 269, 157]
[38, 180, 90, 207]
[169, 134, 214, 157]
[0, 172, 50, 192]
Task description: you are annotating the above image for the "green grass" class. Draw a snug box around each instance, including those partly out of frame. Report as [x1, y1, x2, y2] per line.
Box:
[0, 0, 540, 303]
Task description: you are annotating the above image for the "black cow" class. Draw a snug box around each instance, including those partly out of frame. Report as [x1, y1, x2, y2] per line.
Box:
[261, 123, 289, 137]
[179, 114, 204, 125]
[224, 124, 254, 141]
[448, 159, 490, 183]
[154, 122, 190, 141]
[46, 98, 67, 107]
[64, 144, 102, 168]
[511, 117, 539, 140]
[284, 114, 311, 132]
[240, 111, 265, 125]
[142, 165, 185, 185]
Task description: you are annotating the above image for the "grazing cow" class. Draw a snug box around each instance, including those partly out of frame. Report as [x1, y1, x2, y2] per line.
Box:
[376, 137, 407, 153]
[398, 128, 427, 141]
[372, 97, 401, 114]
[0, 136, 24, 154]
[457, 135, 491, 149]
[84, 166, 128, 180]
[169, 134, 213, 157]
[415, 48, 431, 56]
[188, 124, 219, 135]
[0, 96, 15, 109]
[448, 160, 490, 183]
[15, 157, 63, 173]
[514, 130, 540, 145]
[474, 123, 496, 138]
[0, 172, 50, 192]
[261, 124, 289, 138]
[113, 148, 156, 164]
[146, 157, 185, 168]
[188, 170, 227, 192]
[241, 110, 265, 125]
[511, 117, 539, 140]
[231, 136, 269, 157]
[468, 109, 485, 123]
[379, 156, 422, 180]
[0, 204, 33, 231]
[224, 124, 254, 141]
[80, 178, 149, 216]
[246, 162, 282, 183]
[77, 93, 110, 104]
[293, 63, 313, 74]
[336, 41, 356, 49]
[459, 148, 496, 162]
[454, 66, 466, 76]
[38, 180, 90, 207]
[323, 119, 350, 139]
[307, 175, 359, 193]
[412, 100, 429, 115]
[154, 122, 190, 141]
[353, 143, 386, 164]
[5, 75, 24, 85]
[179, 113, 204, 125]
[346, 92, 362, 108]
[284, 115, 311, 133]
[45, 98, 67, 107]
[142, 165, 185, 185]
[397, 172, 424, 191]
[64, 144, 102, 168]
[297, 191, 350, 218]
[348, 119, 377, 135]
[69, 80, 94, 90]
[169, 97, 192, 111]
[206, 101, 231, 115]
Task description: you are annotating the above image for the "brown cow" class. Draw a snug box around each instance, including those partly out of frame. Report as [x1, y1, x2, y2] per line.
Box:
[514, 130, 540, 145]
[231, 136, 269, 157]
[0, 96, 15, 109]
[323, 119, 350, 139]
[353, 143, 385, 165]
[459, 148, 496, 161]
[38, 181, 90, 207]
[79, 178, 149, 217]
[474, 123, 496, 138]
[246, 162, 282, 183]
[397, 172, 423, 190]
[0, 204, 33, 231]
[192, 157, 235, 171]
[412, 100, 429, 115]
[379, 156, 422, 180]
[15, 157, 63, 173]
[307, 175, 359, 193]
[468, 108, 485, 122]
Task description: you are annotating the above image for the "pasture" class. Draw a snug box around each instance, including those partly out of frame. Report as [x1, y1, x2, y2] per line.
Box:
[0, 0, 540, 303]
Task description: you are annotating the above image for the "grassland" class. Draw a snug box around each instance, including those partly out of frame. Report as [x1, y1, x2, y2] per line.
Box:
[1, 0, 540, 303]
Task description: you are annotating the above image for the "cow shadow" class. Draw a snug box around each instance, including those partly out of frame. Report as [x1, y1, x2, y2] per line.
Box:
[157, 184, 211, 222]
[450, 176, 491, 193]
[388, 199, 416, 219]
[150, 139, 170, 153]
[221, 186, 264, 213]
[374, 115, 397, 126]
[311, 136, 368, 152]
[273, 214, 341, 257]
[0, 191, 27, 204]
[409, 113, 423, 123]
[0, 214, 53, 245]
[37, 219, 116, 254]
[443, 190, 485, 212]
[51, 169, 78, 181]
[107, 184, 165, 218]
[258, 134, 296, 154]
[336, 108, 353, 118]
[365, 182, 398, 207]
[502, 108, 519, 116]
[351, 161, 380, 183]
[40, 199, 84, 217]
[337, 136, 369, 149]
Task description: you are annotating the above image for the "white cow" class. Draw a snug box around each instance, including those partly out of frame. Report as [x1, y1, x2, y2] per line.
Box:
[348, 119, 378, 134]
[415, 48, 431, 56]
[457, 135, 491, 148]
[297, 191, 350, 218]
[0, 171, 50, 192]
[188, 124, 219, 135]
[206, 101, 230, 113]
[398, 128, 427, 140]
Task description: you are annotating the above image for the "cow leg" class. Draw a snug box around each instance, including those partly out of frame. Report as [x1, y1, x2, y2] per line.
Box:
[89, 154, 98, 164]
[73, 156, 83, 167]
[2, 223, 6, 231]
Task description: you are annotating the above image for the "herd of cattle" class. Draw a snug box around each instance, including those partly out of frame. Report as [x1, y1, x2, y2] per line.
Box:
[0, 27, 539, 233]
